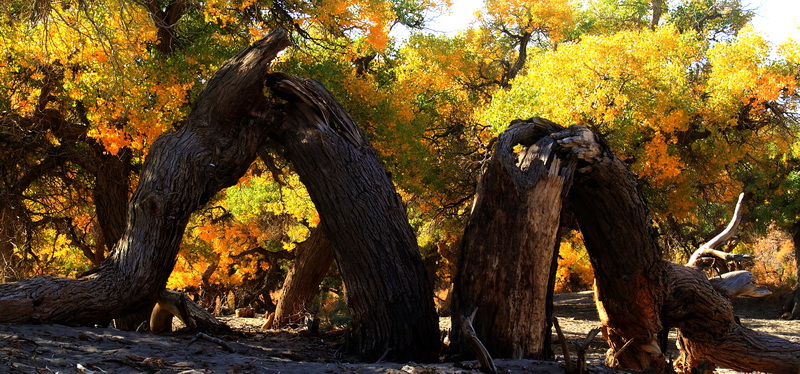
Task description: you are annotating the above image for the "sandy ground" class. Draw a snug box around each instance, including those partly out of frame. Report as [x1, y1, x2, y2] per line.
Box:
[0, 291, 796, 373]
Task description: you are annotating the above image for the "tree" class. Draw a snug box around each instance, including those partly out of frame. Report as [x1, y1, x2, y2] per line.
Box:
[463, 118, 800, 372]
[451, 118, 574, 359]
[272, 226, 334, 326]
[0, 29, 291, 325]
[264, 72, 439, 360]
[0, 29, 441, 362]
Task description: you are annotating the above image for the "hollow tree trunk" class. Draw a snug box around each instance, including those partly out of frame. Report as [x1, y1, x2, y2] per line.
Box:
[263, 73, 439, 361]
[0, 30, 291, 324]
[450, 118, 574, 359]
[274, 225, 334, 326]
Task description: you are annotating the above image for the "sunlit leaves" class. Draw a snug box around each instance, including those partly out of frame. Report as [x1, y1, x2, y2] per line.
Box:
[485, 23, 797, 226]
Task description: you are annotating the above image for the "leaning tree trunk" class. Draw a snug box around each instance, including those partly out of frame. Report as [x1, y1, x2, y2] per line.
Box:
[564, 126, 670, 371]
[557, 124, 800, 373]
[273, 225, 334, 326]
[0, 30, 291, 324]
[263, 73, 439, 361]
[450, 118, 574, 359]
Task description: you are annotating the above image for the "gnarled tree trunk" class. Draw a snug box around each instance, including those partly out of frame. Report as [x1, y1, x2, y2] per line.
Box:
[471, 120, 800, 373]
[263, 73, 439, 361]
[0, 30, 291, 324]
[451, 118, 574, 359]
[564, 126, 670, 371]
[562, 125, 800, 373]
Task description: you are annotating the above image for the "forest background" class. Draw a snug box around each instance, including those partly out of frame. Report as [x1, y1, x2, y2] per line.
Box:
[1, 0, 799, 322]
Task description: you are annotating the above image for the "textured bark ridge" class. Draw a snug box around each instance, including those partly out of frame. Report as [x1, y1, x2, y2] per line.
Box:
[451, 118, 575, 359]
[0, 30, 292, 324]
[264, 73, 440, 361]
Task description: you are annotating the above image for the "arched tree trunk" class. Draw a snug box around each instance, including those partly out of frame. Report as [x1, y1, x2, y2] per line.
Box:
[565, 126, 670, 371]
[450, 118, 574, 359]
[263, 73, 439, 361]
[274, 225, 334, 326]
[562, 124, 800, 373]
[0, 30, 291, 324]
[470, 120, 800, 373]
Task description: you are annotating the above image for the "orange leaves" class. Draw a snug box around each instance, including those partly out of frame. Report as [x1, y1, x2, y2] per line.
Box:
[556, 231, 593, 293]
[638, 132, 683, 185]
[748, 228, 797, 288]
[482, 0, 577, 40]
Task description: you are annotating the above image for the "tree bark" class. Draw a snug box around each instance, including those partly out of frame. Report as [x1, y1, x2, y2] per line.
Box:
[566, 127, 669, 371]
[0, 30, 291, 324]
[451, 118, 574, 359]
[274, 225, 334, 326]
[781, 222, 800, 319]
[264, 73, 440, 361]
[561, 124, 800, 373]
[668, 264, 800, 373]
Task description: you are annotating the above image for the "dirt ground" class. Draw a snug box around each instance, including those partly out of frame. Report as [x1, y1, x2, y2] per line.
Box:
[0, 291, 796, 373]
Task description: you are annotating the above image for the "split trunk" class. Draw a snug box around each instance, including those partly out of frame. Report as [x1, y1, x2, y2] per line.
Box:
[451, 118, 574, 359]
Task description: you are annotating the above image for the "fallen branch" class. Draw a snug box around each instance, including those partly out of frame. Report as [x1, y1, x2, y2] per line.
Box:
[189, 332, 247, 354]
[572, 328, 601, 374]
[460, 308, 498, 374]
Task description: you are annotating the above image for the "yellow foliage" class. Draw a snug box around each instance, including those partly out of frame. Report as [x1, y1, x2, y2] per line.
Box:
[555, 232, 594, 293]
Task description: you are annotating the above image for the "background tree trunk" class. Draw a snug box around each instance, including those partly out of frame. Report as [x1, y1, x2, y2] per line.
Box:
[264, 74, 439, 362]
[783, 222, 800, 319]
[0, 30, 291, 324]
[274, 225, 334, 326]
[451, 118, 573, 359]
[93, 148, 133, 255]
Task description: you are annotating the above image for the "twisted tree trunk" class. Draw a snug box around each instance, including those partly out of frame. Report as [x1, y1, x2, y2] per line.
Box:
[563, 125, 800, 373]
[0, 30, 291, 324]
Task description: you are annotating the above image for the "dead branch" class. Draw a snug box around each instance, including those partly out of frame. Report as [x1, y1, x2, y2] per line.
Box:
[460, 308, 498, 374]
[571, 328, 601, 374]
[687, 193, 745, 268]
[190, 332, 247, 354]
[552, 317, 574, 372]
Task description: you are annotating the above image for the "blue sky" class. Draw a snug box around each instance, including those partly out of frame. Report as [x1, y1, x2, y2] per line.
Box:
[422, 0, 799, 46]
